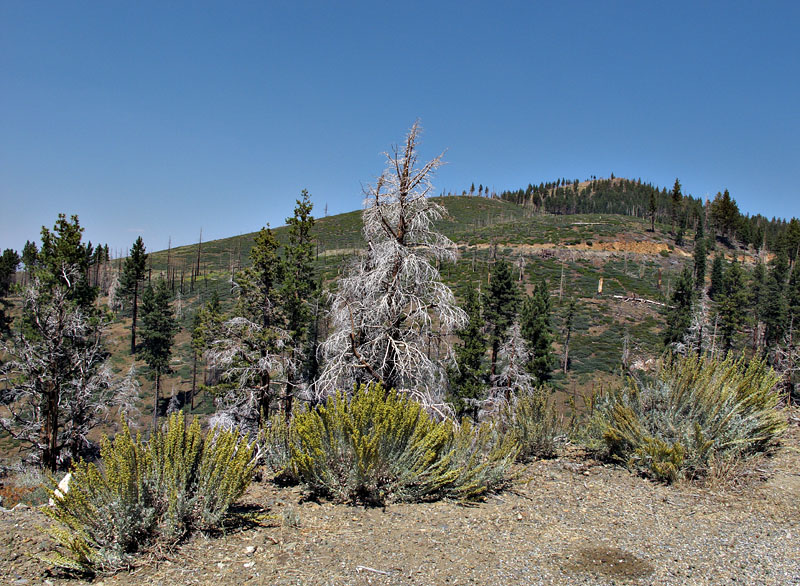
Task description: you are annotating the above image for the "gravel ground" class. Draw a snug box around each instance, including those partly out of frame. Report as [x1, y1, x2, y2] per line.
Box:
[2, 418, 799, 586]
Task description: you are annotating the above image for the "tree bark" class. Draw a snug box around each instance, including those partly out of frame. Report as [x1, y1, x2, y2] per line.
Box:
[153, 370, 160, 432]
[130, 281, 138, 355]
[191, 352, 197, 412]
[42, 382, 59, 472]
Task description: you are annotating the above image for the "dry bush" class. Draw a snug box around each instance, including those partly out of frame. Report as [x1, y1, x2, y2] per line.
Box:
[499, 386, 561, 460]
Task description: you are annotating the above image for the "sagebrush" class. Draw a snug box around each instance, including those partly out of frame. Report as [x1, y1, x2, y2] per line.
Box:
[288, 383, 518, 504]
[500, 386, 560, 460]
[598, 353, 786, 482]
[41, 413, 255, 574]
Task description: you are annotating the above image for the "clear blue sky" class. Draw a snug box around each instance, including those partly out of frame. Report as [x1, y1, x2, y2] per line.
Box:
[2, 1, 799, 256]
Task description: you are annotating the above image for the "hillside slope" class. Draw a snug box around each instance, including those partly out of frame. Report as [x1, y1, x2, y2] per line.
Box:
[136, 195, 751, 398]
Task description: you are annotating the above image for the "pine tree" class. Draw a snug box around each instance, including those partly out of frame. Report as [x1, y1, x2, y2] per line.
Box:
[21, 240, 38, 271]
[281, 190, 317, 417]
[121, 237, 147, 354]
[648, 192, 656, 232]
[21, 240, 38, 285]
[0, 249, 20, 336]
[213, 224, 285, 426]
[2, 221, 109, 471]
[520, 281, 554, 384]
[716, 259, 747, 352]
[670, 178, 682, 235]
[693, 237, 706, 289]
[562, 296, 577, 373]
[318, 122, 466, 405]
[447, 282, 486, 419]
[763, 261, 789, 351]
[483, 259, 519, 377]
[708, 253, 725, 300]
[190, 291, 223, 409]
[664, 265, 694, 347]
[37, 214, 97, 310]
[788, 262, 800, 326]
[139, 280, 177, 430]
[709, 189, 740, 241]
[771, 248, 790, 287]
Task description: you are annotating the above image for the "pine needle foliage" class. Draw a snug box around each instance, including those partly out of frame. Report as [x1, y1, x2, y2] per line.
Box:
[598, 353, 786, 482]
[40, 413, 255, 575]
[288, 383, 517, 505]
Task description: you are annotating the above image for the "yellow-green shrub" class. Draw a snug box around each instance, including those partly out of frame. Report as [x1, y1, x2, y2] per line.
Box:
[598, 353, 786, 482]
[41, 413, 255, 575]
[499, 386, 560, 460]
[260, 411, 296, 478]
[288, 383, 518, 504]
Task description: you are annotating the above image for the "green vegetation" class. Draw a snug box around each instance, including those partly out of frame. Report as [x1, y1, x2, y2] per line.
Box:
[499, 386, 560, 460]
[0, 248, 20, 336]
[448, 281, 487, 419]
[120, 236, 147, 355]
[41, 413, 255, 575]
[286, 383, 518, 505]
[597, 353, 786, 483]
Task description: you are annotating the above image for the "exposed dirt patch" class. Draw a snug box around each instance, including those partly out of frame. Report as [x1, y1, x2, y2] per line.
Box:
[563, 545, 654, 580]
[468, 240, 690, 258]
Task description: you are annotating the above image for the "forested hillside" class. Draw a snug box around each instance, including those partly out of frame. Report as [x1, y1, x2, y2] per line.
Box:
[2, 169, 799, 458]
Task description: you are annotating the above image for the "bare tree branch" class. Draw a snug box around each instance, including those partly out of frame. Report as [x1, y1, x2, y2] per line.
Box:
[316, 122, 466, 409]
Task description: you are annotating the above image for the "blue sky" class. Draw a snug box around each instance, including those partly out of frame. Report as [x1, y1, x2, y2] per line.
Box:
[2, 1, 799, 256]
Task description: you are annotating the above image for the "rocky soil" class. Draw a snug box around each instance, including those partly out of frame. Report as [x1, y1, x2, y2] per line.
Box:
[2, 418, 799, 586]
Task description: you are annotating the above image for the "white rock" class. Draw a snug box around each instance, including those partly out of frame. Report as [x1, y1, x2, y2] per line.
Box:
[48, 472, 72, 506]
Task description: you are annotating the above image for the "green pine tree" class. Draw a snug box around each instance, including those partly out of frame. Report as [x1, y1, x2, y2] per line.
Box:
[716, 259, 747, 352]
[708, 254, 725, 300]
[0, 249, 20, 336]
[693, 237, 707, 290]
[190, 290, 223, 408]
[234, 224, 283, 418]
[763, 264, 788, 351]
[447, 282, 486, 420]
[120, 236, 148, 354]
[664, 265, 694, 347]
[36, 214, 97, 310]
[520, 281, 554, 384]
[788, 262, 800, 326]
[281, 190, 317, 417]
[670, 178, 682, 235]
[483, 260, 519, 377]
[648, 192, 657, 232]
[139, 280, 178, 430]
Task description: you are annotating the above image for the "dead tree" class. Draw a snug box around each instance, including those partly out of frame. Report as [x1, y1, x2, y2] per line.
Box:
[317, 122, 466, 409]
[0, 273, 112, 470]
